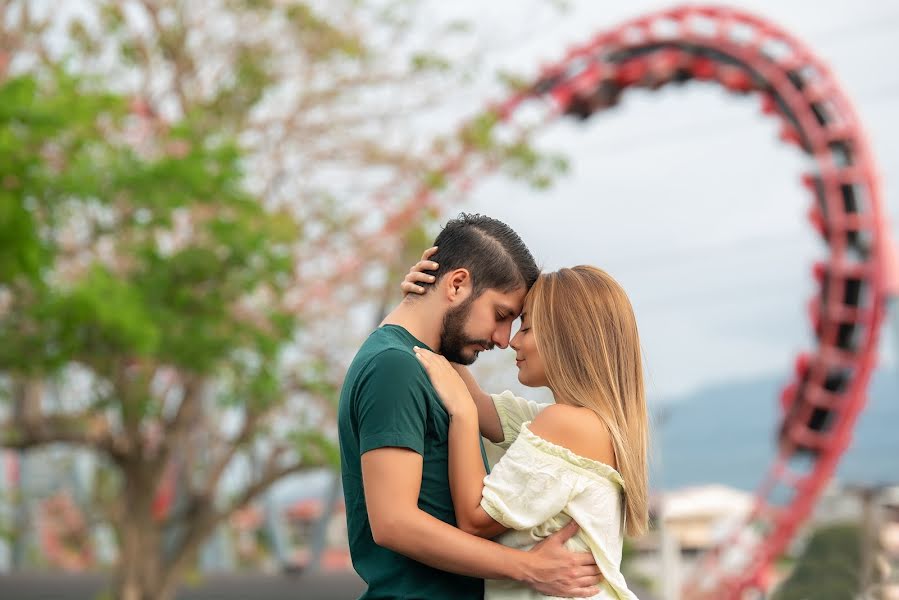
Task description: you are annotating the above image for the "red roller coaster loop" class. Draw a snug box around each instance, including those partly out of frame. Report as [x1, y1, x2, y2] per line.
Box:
[379, 5, 888, 599]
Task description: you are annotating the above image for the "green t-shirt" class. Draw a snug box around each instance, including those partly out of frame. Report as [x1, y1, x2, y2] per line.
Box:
[338, 325, 485, 600]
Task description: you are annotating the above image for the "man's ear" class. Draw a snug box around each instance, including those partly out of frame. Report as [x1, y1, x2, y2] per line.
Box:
[444, 268, 473, 303]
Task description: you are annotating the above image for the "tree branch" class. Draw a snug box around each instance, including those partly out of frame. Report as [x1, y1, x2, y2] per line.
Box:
[219, 455, 329, 530]
[161, 374, 203, 453]
[1, 412, 129, 460]
[162, 453, 328, 580]
[200, 409, 262, 500]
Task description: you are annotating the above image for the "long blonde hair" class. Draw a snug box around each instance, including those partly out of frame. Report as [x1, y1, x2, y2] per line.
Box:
[527, 266, 648, 536]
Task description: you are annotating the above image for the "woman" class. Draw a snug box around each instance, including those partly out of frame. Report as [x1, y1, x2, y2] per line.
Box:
[403, 248, 647, 600]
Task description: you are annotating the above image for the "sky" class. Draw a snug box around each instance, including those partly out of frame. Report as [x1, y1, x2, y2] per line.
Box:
[420, 0, 899, 403]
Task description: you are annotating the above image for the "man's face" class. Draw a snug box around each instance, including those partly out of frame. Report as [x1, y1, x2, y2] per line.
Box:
[440, 287, 527, 365]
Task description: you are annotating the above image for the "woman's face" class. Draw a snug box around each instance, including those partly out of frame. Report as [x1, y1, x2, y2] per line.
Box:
[510, 311, 549, 388]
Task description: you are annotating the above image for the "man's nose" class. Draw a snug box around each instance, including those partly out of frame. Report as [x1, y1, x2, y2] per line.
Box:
[493, 326, 511, 349]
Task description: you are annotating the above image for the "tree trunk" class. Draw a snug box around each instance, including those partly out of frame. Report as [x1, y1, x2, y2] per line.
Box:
[11, 378, 43, 568]
[114, 517, 197, 600]
[115, 501, 165, 600]
[113, 463, 181, 600]
[112, 459, 216, 600]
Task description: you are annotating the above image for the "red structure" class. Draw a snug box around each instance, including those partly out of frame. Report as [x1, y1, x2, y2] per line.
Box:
[383, 5, 888, 599]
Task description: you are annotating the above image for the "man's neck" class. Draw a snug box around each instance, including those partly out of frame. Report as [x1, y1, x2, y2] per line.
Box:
[380, 297, 443, 352]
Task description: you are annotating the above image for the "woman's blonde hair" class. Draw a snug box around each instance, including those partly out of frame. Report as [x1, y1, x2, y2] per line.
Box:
[527, 266, 648, 536]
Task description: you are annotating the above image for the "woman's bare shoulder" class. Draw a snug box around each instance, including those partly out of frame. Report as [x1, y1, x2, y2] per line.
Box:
[528, 404, 616, 467]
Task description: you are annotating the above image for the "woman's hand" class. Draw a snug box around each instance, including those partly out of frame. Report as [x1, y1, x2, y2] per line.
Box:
[413, 346, 476, 419]
[401, 246, 439, 295]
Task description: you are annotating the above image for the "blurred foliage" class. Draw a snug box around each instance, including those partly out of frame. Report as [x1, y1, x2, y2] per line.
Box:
[0, 70, 300, 387]
[771, 523, 862, 600]
[0, 72, 121, 285]
[620, 537, 654, 593]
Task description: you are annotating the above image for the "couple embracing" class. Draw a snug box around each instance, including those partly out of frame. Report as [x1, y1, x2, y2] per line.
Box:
[338, 213, 647, 600]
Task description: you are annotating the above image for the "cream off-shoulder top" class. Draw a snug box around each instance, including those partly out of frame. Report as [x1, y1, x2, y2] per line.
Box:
[480, 391, 639, 600]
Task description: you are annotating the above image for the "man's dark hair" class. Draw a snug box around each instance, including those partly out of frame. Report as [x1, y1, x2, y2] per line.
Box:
[418, 213, 539, 297]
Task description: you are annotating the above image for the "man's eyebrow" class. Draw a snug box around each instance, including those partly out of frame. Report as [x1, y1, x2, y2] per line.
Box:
[496, 303, 517, 317]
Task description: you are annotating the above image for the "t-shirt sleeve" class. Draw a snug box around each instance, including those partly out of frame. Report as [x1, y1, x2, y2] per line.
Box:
[479, 432, 580, 530]
[491, 390, 552, 449]
[355, 349, 429, 456]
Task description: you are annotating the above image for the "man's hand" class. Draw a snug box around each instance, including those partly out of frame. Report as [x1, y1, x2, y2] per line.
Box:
[524, 521, 603, 597]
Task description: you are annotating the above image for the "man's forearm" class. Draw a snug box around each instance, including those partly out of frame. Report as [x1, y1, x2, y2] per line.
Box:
[376, 506, 529, 580]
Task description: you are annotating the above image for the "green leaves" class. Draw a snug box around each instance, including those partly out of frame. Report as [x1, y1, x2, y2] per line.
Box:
[460, 112, 500, 150]
[0, 199, 46, 283]
[772, 523, 862, 600]
[456, 110, 570, 190]
[289, 430, 340, 469]
[0, 266, 159, 374]
[0, 71, 123, 285]
[0, 67, 302, 381]
[285, 3, 367, 60]
[56, 267, 161, 358]
[410, 52, 452, 73]
[501, 142, 570, 190]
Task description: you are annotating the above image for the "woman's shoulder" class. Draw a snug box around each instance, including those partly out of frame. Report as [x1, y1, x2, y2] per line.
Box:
[528, 404, 617, 468]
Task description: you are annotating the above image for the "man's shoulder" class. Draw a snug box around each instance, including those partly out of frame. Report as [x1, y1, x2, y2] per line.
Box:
[360, 345, 420, 373]
[350, 329, 413, 369]
[347, 342, 428, 394]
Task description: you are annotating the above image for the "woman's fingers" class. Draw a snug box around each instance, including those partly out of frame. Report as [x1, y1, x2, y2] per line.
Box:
[413, 348, 453, 380]
[408, 271, 435, 283]
[413, 347, 434, 364]
[414, 259, 439, 272]
[401, 256, 438, 295]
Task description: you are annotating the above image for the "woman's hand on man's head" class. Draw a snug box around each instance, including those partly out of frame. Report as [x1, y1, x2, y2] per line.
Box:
[401, 246, 439, 295]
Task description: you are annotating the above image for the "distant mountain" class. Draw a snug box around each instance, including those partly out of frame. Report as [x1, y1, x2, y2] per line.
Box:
[650, 368, 899, 491]
[277, 369, 897, 502]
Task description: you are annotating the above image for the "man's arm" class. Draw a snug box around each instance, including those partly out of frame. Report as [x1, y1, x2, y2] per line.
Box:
[451, 364, 503, 443]
[362, 447, 602, 597]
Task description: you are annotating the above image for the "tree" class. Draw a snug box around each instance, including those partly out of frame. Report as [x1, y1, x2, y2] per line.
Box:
[772, 523, 862, 600]
[1, 65, 318, 599]
[0, 2, 566, 599]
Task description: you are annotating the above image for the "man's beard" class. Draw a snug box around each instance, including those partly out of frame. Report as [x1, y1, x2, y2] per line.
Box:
[440, 297, 492, 365]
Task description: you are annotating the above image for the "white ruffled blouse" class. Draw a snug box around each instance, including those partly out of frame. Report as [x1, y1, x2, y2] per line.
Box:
[480, 391, 639, 600]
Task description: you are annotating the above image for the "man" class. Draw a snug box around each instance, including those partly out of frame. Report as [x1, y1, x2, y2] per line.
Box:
[338, 213, 602, 599]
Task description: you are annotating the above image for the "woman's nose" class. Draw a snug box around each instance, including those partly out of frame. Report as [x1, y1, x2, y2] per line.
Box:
[510, 331, 521, 350]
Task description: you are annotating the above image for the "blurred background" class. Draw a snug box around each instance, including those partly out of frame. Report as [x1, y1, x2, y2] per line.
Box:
[1, 1, 897, 599]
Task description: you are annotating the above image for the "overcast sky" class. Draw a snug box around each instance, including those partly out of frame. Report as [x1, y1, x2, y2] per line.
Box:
[421, 0, 899, 402]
